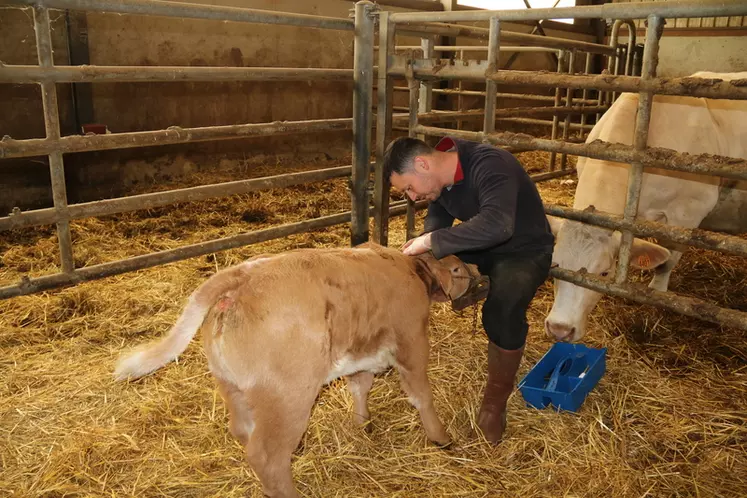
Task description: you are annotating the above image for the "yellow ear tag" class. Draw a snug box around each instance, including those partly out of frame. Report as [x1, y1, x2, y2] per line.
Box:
[637, 254, 651, 268]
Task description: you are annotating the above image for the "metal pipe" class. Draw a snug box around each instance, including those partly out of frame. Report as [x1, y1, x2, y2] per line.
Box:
[545, 205, 747, 258]
[560, 50, 576, 170]
[383, 45, 559, 53]
[0, 65, 355, 84]
[579, 52, 592, 135]
[391, 86, 600, 105]
[497, 117, 593, 131]
[406, 60, 419, 240]
[3, 0, 354, 31]
[373, 11, 395, 246]
[0, 200, 416, 300]
[0, 166, 366, 232]
[403, 105, 609, 122]
[387, 59, 747, 100]
[551, 267, 747, 332]
[550, 50, 566, 171]
[413, 125, 747, 181]
[0, 118, 353, 160]
[388, 2, 747, 23]
[397, 22, 616, 56]
[483, 17, 501, 136]
[418, 37, 434, 139]
[616, 14, 662, 285]
[351, 0, 376, 247]
[33, 6, 75, 274]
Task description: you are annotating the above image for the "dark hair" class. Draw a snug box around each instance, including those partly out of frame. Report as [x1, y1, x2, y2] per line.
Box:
[383, 137, 434, 179]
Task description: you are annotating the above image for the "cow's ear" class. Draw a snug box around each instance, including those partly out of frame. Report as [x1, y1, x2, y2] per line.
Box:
[546, 215, 565, 237]
[414, 253, 450, 302]
[630, 239, 671, 270]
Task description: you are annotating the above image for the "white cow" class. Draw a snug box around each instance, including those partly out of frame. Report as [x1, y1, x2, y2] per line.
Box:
[546, 71, 747, 342]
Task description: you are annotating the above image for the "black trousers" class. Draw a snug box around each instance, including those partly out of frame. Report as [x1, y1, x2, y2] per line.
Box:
[457, 250, 552, 351]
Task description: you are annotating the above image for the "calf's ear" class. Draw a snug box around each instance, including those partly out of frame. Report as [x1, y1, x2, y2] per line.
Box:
[413, 253, 451, 302]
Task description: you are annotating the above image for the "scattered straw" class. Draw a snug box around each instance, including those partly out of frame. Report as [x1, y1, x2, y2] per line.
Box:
[1, 150, 745, 497]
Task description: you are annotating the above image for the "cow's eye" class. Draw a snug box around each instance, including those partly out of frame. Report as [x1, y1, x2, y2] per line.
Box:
[600, 271, 609, 277]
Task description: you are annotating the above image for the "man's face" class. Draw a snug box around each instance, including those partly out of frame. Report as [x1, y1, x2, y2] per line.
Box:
[390, 157, 442, 202]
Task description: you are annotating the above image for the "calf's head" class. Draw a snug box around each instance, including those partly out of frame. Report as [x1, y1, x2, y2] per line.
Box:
[546, 218, 670, 342]
[414, 253, 480, 302]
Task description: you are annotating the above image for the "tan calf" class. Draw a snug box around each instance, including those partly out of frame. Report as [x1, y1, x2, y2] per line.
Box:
[114, 242, 479, 497]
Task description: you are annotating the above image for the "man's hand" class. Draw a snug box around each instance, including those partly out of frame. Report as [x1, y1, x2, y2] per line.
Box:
[402, 233, 432, 256]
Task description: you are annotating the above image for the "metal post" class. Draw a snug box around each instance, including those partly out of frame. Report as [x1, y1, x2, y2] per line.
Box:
[579, 51, 592, 137]
[560, 50, 576, 170]
[549, 50, 566, 171]
[33, 6, 75, 274]
[483, 16, 501, 135]
[406, 64, 419, 241]
[418, 36, 435, 140]
[351, 1, 376, 247]
[457, 49, 464, 131]
[373, 11, 395, 246]
[615, 14, 663, 285]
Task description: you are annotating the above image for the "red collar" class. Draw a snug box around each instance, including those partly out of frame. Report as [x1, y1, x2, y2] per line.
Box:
[435, 137, 463, 184]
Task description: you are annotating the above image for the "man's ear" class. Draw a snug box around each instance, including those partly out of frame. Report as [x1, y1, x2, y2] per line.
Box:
[414, 253, 451, 302]
[630, 239, 671, 270]
[546, 215, 565, 237]
[413, 156, 429, 174]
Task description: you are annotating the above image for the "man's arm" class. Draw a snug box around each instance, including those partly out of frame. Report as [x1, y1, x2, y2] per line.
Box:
[430, 163, 518, 259]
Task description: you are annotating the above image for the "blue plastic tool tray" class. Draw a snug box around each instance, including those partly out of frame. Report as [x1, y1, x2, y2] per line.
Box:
[518, 343, 607, 413]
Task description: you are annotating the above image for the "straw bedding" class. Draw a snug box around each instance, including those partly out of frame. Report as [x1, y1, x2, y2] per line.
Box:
[1, 152, 745, 497]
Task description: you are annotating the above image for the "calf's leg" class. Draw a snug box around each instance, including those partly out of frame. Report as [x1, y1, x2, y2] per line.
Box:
[394, 326, 450, 446]
[346, 371, 375, 432]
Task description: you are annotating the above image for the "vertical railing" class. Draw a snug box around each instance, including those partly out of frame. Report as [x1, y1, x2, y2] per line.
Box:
[351, 0, 376, 246]
[549, 49, 567, 171]
[559, 49, 575, 170]
[615, 14, 664, 284]
[33, 6, 75, 274]
[373, 11, 395, 245]
[483, 16, 501, 137]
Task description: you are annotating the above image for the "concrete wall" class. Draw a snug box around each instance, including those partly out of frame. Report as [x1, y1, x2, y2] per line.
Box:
[0, 0, 599, 214]
[616, 34, 747, 78]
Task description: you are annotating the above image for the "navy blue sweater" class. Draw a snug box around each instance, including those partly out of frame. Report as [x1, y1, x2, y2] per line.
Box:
[427, 139, 554, 258]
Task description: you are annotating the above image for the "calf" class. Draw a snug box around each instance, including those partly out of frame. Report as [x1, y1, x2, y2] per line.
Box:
[114, 242, 480, 498]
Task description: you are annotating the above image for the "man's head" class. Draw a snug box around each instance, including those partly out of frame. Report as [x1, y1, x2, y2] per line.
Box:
[384, 137, 445, 202]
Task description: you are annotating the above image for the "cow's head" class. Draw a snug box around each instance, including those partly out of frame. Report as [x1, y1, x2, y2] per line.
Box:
[414, 253, 481, 303]
[545, 216, 670, 342]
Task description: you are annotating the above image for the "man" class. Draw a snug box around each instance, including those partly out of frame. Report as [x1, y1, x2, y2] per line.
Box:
[383, 136, 553, 444]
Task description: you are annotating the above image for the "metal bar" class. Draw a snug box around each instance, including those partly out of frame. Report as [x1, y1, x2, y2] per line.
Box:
[396, 23, 616, 56]
[387, 60, 747, 100]
[3, 0, 354, 31]
[373, 11, 395, 246]
[0, 166, 364, 232]
[415, 105, 609, 121]
[549, 50, 566, 171]
[0, 118, 353, 160]
[0, 66, 355, 84]
[418, 37, 434, 139]
[546, 205, 747, 258]
[560, 50, 575, 170]
[391, 86, 600, 105]
[0, 200, 416, 300]
[406, 60, 419, 241]
[413, 125, 747, 181]
[351, 0, 376, 247]
[389, 2, 747, 23]
[457, 49, 464, 131]
[343, 0, 444, 11]
[483, 17, 500, 135]
[551, 267, 747, 332]
[33, 6, 75, 274]
[616, 14, 662, 285]
[579, 52, 592, 137]
[384, 45, 559, 53]
[401, 24, 615, 56]
[497, 117, 593, 131]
